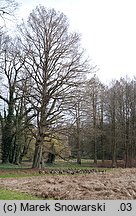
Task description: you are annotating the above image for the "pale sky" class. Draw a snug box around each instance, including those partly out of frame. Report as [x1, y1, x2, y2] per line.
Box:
[9, 0, 136, 83]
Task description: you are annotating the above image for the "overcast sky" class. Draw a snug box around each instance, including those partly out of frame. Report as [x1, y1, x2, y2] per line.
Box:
[13, 0, 136, 83]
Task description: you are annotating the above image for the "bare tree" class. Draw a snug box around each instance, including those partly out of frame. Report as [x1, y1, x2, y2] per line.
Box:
[0, 35, 25, 163]
[0, 0, 18, 20]
[105, 78, 136, 168]
[0, 0, 19, 53]
[19, 6, 90, 168]
[85, 77, 104, 164]
[65, 84, 88, 164]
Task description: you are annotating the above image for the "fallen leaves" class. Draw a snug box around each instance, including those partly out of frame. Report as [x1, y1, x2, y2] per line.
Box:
[0, 168, 136, 199]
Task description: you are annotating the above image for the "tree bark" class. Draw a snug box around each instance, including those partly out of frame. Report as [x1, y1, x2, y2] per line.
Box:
[32, 135, 43, 168]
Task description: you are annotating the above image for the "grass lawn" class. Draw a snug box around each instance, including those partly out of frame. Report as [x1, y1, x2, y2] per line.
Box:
[0, 160, 112, 179]
[0, 189, 42, 200]
[0, 163, 31, 169]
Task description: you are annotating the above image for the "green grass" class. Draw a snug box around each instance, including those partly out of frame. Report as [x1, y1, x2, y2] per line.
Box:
[0, 160, 112, 179]
[45, 160, 111, 170]
[0, 159, 113, 170]
[0, 163, 30, 169]
[0, 189, 42, 200]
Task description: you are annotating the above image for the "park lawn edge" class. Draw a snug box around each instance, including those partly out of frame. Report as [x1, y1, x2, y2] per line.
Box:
[0, 188, 43, 200]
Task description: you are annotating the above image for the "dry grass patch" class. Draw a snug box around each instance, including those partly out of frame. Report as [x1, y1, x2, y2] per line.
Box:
[0, 168, 136, 199]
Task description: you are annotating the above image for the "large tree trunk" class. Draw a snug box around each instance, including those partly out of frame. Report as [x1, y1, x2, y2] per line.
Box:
[32, 135, 43, 168]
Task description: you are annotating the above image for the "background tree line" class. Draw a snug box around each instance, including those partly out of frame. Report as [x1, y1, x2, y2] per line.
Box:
[68, 77, 136, 168]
